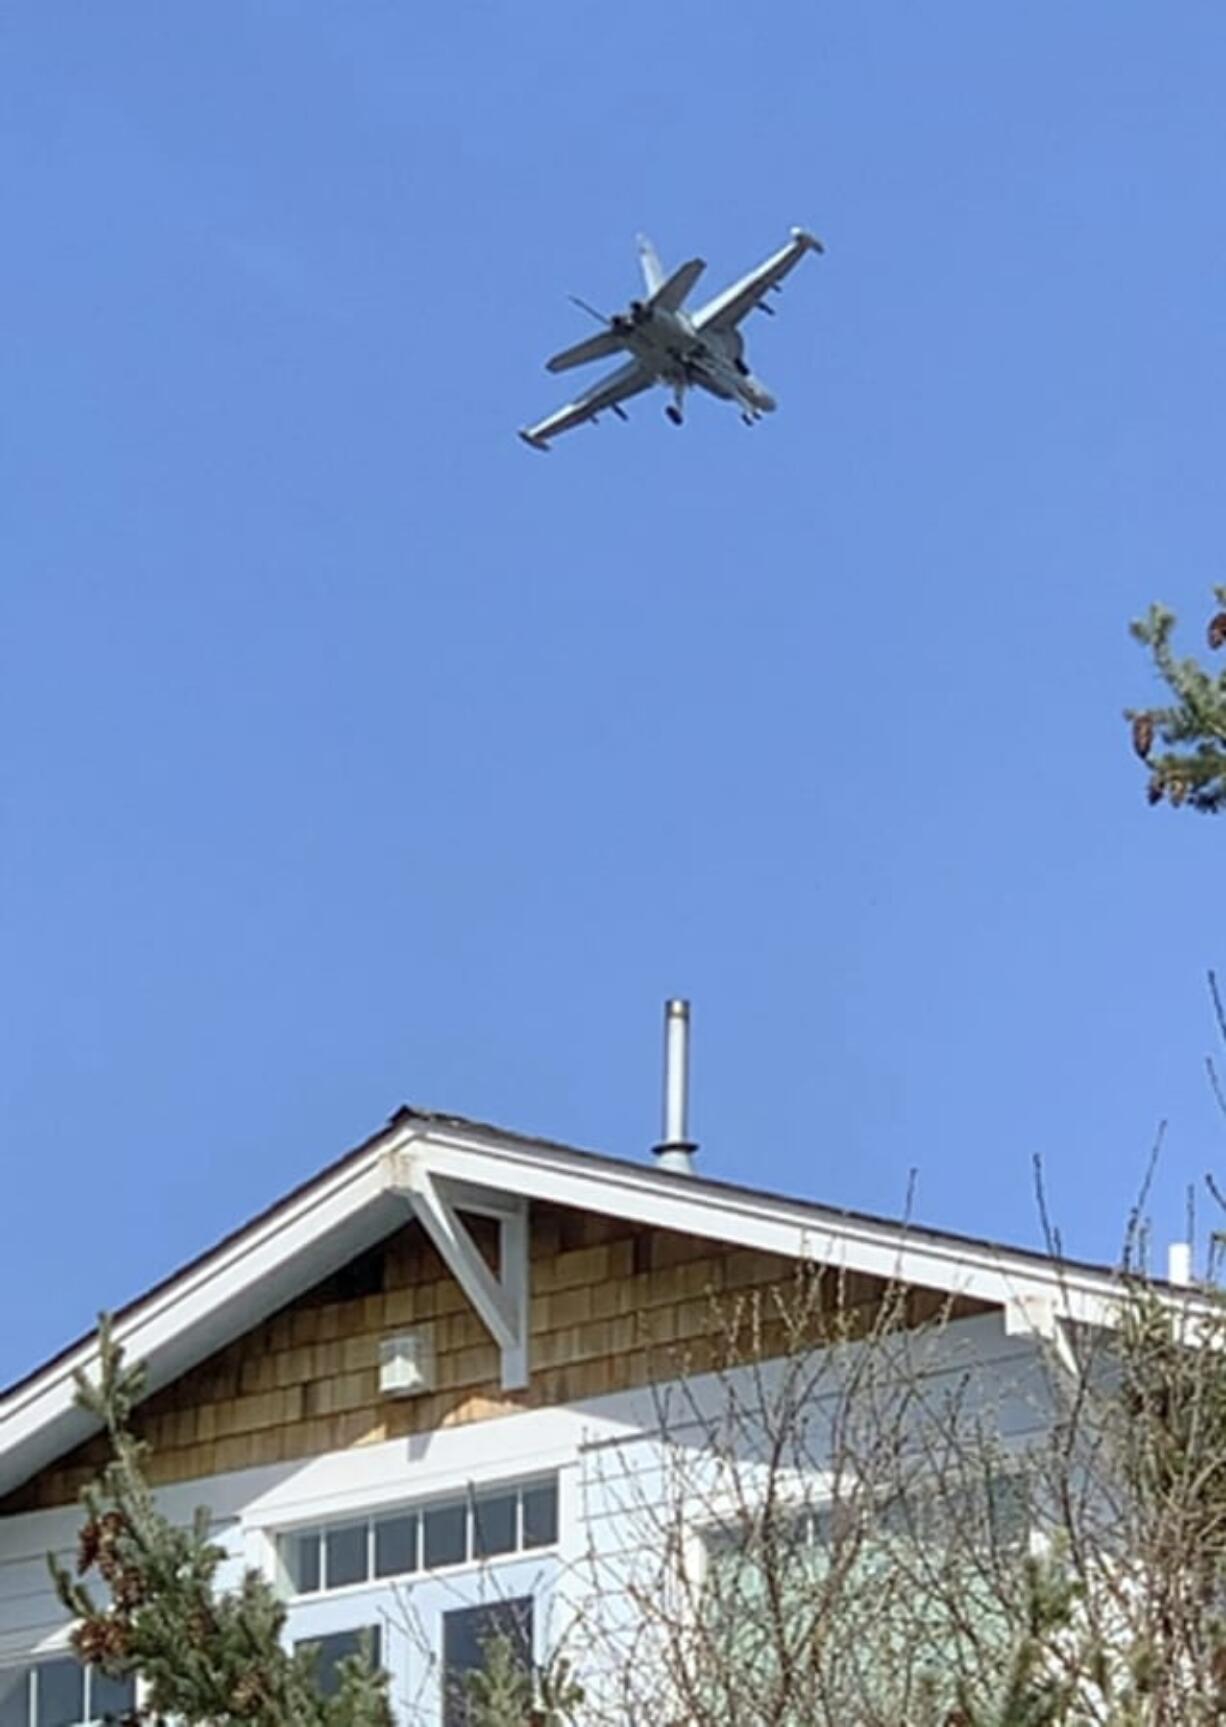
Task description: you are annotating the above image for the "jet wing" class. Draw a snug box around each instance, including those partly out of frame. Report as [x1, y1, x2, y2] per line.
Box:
[519, 359, 654, 449]
[546, 328, 625, 374]
[651, 256, 706, 312]
[691, 227, 823, 334]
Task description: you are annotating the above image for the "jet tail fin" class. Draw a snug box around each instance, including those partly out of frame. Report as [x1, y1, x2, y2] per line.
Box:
[637, 234, 665, 297]
[546, 328, 625, 374]
[652, 256, 706, 312]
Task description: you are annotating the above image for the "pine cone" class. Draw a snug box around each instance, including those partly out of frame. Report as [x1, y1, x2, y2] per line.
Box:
[1169, 777, 1188, 807]
[1131, 712, 1155, 759]
[112, 1565, 145, 1610]
[96, 1510, 128, 1580]
[77, 1518, 102, 1575]
[186, 1606, 212, 1647]
[229, 1670, 265, 1717]
[73, 1616, 112, 1664]
[1208, 612, 1226, 650]
[101, 1618, 131, 1662]
[1147, 777, 1164, 805]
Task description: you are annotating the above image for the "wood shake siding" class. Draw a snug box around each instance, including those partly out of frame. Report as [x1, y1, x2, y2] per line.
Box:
[1, 1204, 988, 1513]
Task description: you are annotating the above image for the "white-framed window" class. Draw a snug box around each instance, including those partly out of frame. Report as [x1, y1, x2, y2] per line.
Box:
[0, 1658, 135, 1727]
[441, 1596, 533, 1727]
[292, 1626, 383, 1700]
[698, 1467, 1035, 1719]
[281, 1474, 559, 1597]
[705, 1465, 1031, 1567]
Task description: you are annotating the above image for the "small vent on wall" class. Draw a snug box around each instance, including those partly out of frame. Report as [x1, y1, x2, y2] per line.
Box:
[379, 1330, 436, 1399]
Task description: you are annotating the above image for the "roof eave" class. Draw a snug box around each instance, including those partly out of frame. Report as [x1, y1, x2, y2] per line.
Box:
[0, 1133, 404, 1499]
[0, 1109, 1174, 1504]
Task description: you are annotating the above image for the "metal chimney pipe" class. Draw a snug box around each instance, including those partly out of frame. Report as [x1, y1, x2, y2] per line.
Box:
[653, 998, 697, 1174]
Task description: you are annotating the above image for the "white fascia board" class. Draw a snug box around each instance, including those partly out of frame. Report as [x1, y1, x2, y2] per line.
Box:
[389, 1123, 1155, 1333]
[0, 1150, 394, 1495]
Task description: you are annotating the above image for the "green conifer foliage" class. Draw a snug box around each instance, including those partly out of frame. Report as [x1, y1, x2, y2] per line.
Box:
[49, 1315, 393, 1727]
[454, 1630, 583, 1727]
[1127, 589, 1226, 810]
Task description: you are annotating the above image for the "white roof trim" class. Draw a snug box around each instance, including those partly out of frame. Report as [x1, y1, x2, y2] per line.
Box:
[395, 1121, 1133, 1329]
[0, 1143, 398, 1497]
[0, 1111, 1175, 1500]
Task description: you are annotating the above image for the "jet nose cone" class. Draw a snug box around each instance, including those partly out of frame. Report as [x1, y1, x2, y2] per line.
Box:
[756, 389, 777, 413]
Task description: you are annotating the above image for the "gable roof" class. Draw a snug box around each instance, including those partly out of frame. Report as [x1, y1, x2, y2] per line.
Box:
[0, 1105, 1147, 1501]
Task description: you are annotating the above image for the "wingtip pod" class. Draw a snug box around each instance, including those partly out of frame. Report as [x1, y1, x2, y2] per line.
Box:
[790, 226, 825, 253]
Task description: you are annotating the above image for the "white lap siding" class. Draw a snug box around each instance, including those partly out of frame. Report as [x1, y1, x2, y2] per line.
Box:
[0, 1313, 1051, 1724]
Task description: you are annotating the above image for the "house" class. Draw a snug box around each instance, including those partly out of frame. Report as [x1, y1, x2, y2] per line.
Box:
[0, 1074, 1143, 1725]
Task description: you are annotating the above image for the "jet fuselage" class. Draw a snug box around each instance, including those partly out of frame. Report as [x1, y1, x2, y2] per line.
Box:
[622, 305, 776, 416]
[520, 227, 822, 448]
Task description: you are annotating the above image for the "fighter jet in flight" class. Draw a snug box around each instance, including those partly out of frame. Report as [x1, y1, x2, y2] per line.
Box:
[519, 227, 823, 450]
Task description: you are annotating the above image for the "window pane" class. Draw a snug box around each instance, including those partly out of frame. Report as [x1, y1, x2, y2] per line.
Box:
[287, 1529, 321, 1593]
[442, 1599, 533, 1727]
[521, 1480, 558, 1549]
[0, 1669, 29, 1727]
[423, 1500, 467, 1569]
[300, 1630, 381, 1699]
[325, 1522, 369, 1589]
[36, 1660, 84, 1727]
[91, 1669, 137, 1719]
[472, 1491, 516, 1559]
[296, 1628, 381, 1701]
[983, 1473, 1030, 1550]
[811, 1500, 859, 1549]
[374, 1512, 418, 1578]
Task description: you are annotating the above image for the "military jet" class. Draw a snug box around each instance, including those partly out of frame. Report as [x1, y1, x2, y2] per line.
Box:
[519, 227, 823, 450]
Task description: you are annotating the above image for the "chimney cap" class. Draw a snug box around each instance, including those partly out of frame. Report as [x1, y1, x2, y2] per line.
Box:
[1167, 1241, 1193, 1287]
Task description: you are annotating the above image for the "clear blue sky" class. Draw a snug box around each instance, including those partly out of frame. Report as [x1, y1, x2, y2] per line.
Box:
[3, 3, 1225, 1387]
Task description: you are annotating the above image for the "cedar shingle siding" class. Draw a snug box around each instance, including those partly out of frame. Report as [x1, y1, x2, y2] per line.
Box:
[2, 1204, 986, 1513]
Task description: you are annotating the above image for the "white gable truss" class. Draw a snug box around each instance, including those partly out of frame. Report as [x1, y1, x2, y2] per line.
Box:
[0, 1107, 1176, 1502]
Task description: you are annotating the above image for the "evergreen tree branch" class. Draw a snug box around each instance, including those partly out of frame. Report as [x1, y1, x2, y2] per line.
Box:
[1127, 588, 1226, 810]
[49, 1314, 393, 1727]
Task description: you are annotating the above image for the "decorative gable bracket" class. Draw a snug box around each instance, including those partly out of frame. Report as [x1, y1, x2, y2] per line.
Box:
[391, 1156, 530, 1390]
[1004, 1292, 1078, 1377]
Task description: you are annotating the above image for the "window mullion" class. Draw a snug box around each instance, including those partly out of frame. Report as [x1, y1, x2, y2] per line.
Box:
[288, 1472, 558, 1593]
